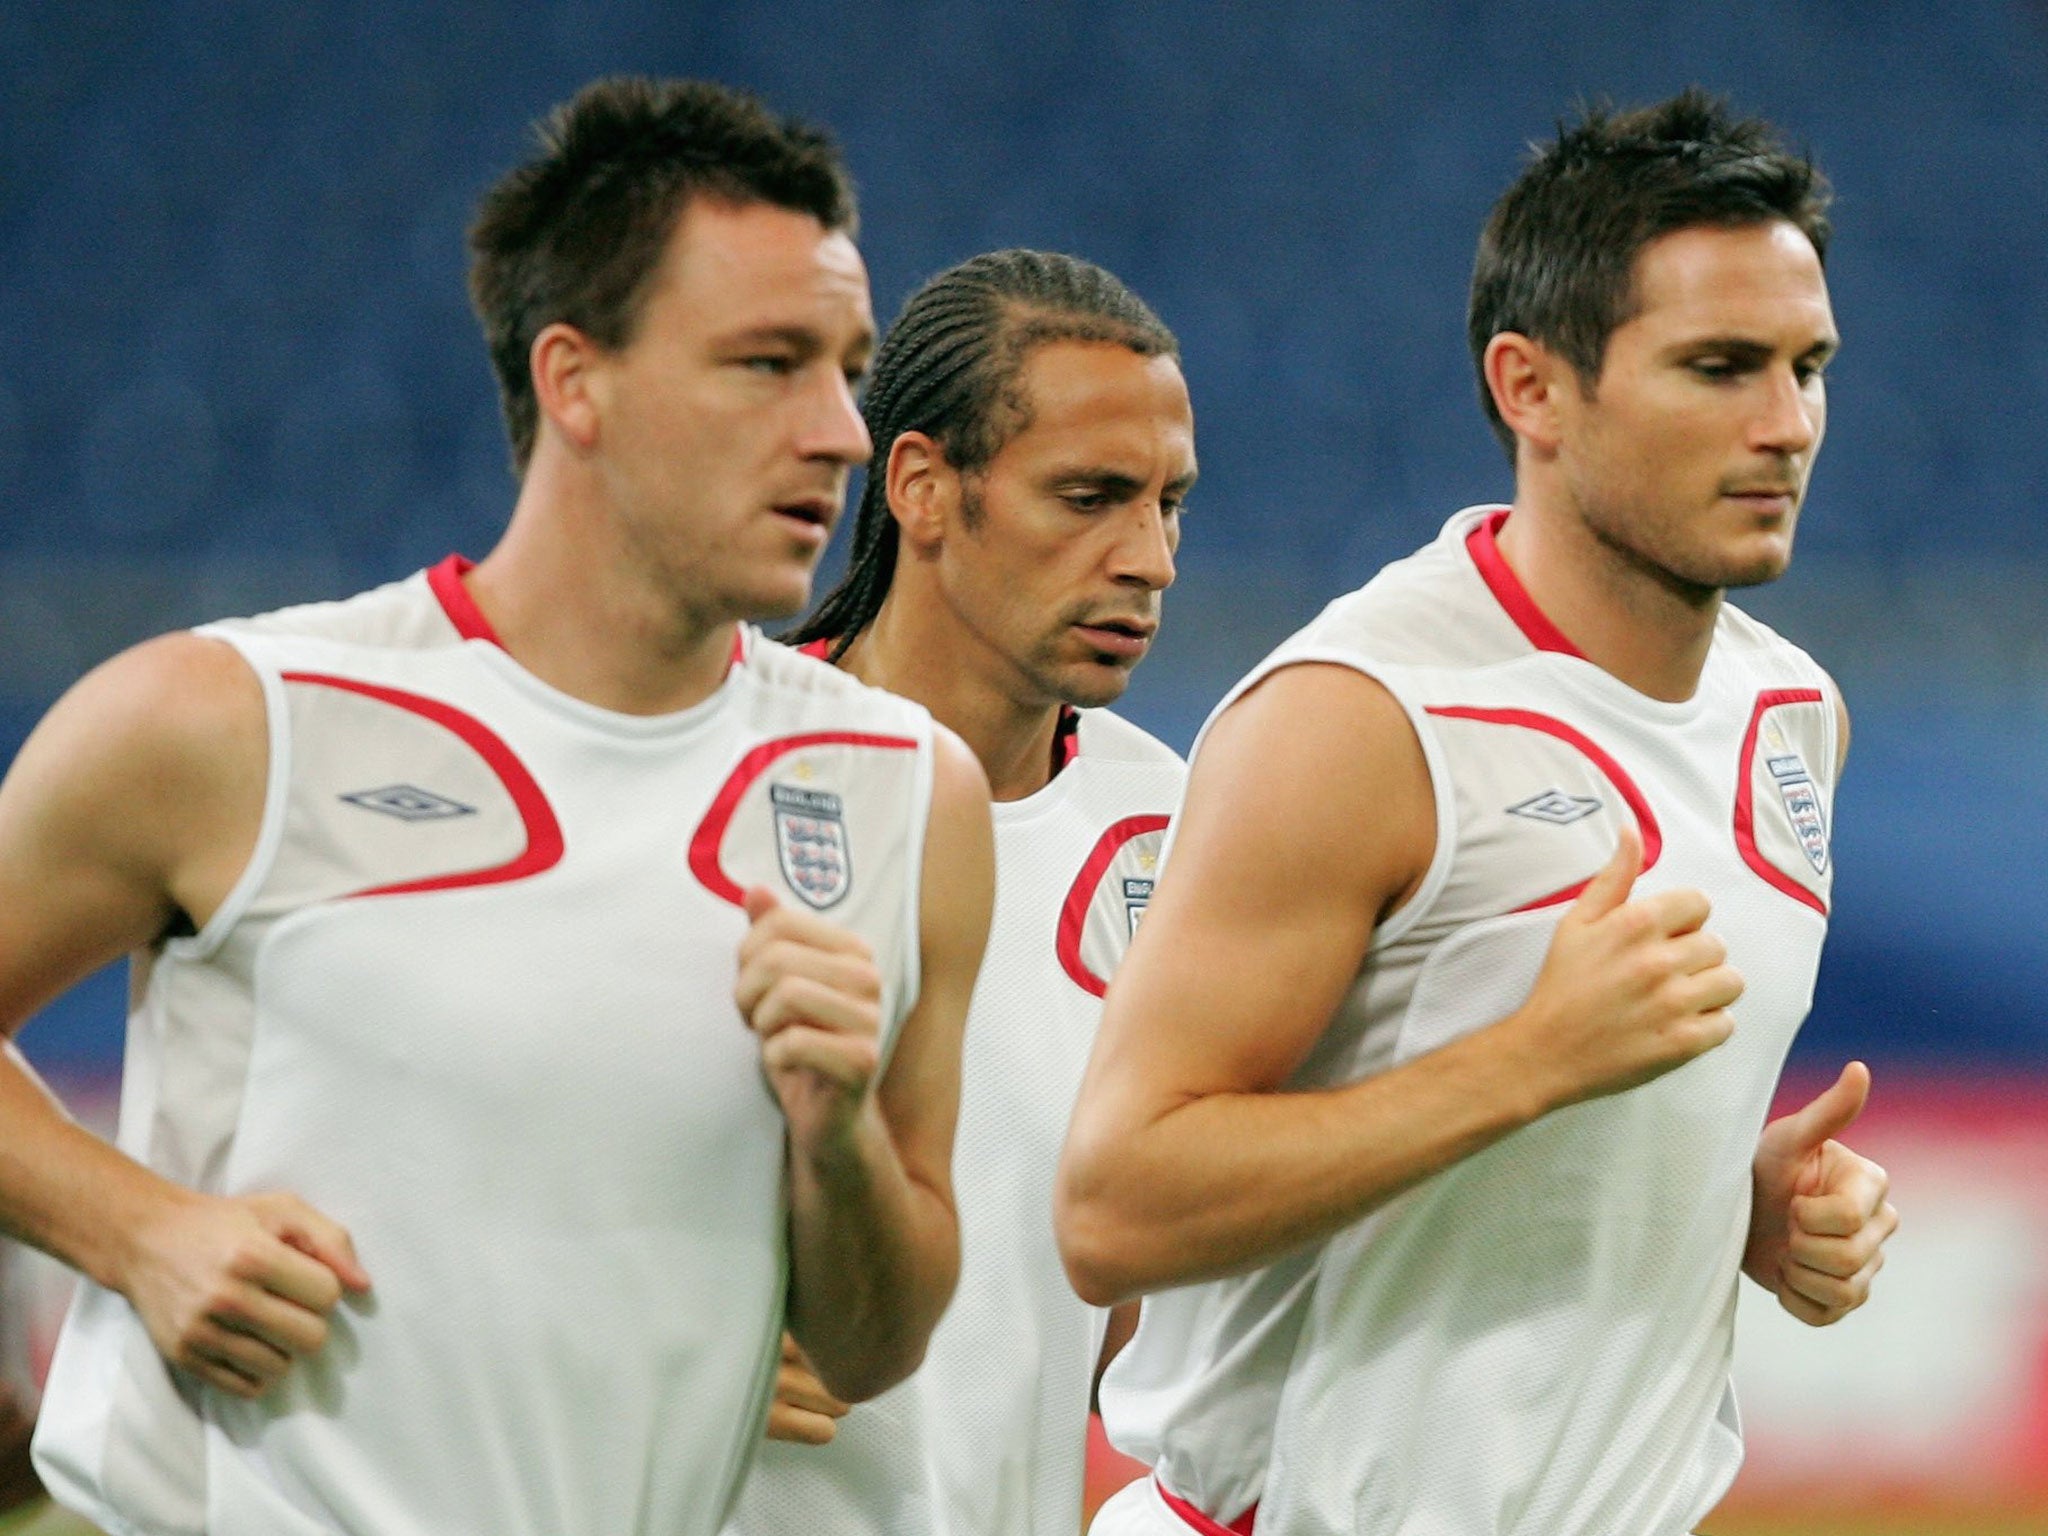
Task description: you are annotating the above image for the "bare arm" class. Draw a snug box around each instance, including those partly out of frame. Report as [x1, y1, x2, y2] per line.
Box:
[1056, 663, 1743, 1305]
[0, 635, 369, 1397]
[741, 727, 994, 1401]
[1740, 677, 1896, 1323]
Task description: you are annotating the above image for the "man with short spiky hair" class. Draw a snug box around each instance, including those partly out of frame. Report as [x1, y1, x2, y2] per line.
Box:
[0, 76, 993, 1536]
[727, 249, 1191, 1536]
[1066, 90, 1898, 1535]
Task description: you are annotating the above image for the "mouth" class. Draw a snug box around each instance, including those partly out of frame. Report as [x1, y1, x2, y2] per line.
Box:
[1722, 486, 1800, 517]
[770, 496, 838, 543]
[1071, 615, 1157, 661]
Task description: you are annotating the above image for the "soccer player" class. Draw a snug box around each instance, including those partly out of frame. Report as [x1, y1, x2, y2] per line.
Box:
[1062, 91, 1899, 1535]
[0, 77, 992, 1536]
[726, 250, 1191, 1535]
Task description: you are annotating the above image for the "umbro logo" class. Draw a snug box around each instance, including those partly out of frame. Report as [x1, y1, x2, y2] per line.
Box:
[1507, 789, 1602, 825]
[339, 784, 477, 822]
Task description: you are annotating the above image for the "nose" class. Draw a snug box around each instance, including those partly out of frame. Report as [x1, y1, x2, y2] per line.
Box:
[1110, 501, 1178, 592]
[803, 369, 873, 466]
[1752, 365, 1822, 458]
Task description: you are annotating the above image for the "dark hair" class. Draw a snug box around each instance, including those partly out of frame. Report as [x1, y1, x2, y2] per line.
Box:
[1468, 87, 1832, 454]
[789, 249, 1178, 655]
[468, 76, 857, 471]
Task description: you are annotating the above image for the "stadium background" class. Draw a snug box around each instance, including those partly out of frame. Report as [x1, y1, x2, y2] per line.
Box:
[3, 3, 2046, 1532]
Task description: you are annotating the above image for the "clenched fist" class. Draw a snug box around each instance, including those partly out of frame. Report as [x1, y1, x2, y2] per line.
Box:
[119, 1188, 372, 1398]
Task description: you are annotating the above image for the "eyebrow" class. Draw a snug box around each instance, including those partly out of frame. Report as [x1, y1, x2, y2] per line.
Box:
[1048, 466, 1200, 496]
[1678, 334, 1840, 364]
[720, 323, 877, 361]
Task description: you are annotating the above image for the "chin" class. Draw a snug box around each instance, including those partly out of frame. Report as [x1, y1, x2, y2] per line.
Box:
[735, 576, 815, 624]
[1057, 665, 1135, 712]
[1713, 541, 1797, 591]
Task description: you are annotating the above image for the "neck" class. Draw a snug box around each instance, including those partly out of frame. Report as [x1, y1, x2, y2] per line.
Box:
[461, 460, 737, 716]
[835, 596, 1065, 802]
[1494, 491, 1722, 703]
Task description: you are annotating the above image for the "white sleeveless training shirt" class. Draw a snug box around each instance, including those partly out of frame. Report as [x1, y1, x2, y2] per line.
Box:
[1100, 507, 1840, 1536]
[33, 559, 937, 1536]
[727, 707, 1183, 1536]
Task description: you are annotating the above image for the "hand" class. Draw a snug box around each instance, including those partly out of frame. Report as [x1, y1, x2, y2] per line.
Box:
[1744, 1062, 1898, 1325]
[1509, 828, 1744, 1110]
[735, 887, 885, 1160]
[764, 1331, 851, 1445]
[119, 1188, 372, 1399]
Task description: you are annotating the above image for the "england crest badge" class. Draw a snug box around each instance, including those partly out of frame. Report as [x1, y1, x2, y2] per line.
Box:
[1123, 876, 1154, 938]
[1766, 752, 1829, 875]
[771, 783, 851, 909]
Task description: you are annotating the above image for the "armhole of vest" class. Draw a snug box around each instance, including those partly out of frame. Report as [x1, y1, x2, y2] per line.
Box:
[1816, 664, 1845, 793]
[879, 713, 937, 1071]
[164, 628, 292, 964]
[1189, 647, 1459, 953]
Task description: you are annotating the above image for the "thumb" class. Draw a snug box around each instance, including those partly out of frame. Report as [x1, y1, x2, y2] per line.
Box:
[281, 1219, 373, 1295]
[742, 885, 781, 922]
[1774, 1060, 1871, 1155]
[1570, 823, 1642, 920]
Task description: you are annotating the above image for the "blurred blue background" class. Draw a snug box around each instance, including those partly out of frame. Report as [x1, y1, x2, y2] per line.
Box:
[2, 0, 2043, 1082]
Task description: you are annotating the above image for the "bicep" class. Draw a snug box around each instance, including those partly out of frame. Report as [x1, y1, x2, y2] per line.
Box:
[1083, 664, 1433, 1111]
[0, 634, 266, 1033]
[873, 728, 994, 1193]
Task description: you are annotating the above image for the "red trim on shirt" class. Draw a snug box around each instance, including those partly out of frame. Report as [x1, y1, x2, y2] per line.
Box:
[1050, 704, 1082, 772]
[428, 554, 747, 665]
[426, 555, 501, 646]
[687, 731, 921, 907]
[283, 672, 565, 897]
[1465, 509, 1586, 659]
[1156, 1478, 1258, 1535]
[796, 637, 834, 660]
[1055, 814, 1170, 997]
[1425, 704, 1662, 911]
[1733, 688, 1830, 915]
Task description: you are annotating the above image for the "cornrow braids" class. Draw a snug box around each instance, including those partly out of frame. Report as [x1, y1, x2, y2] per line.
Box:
[789, 249, 1177, 657]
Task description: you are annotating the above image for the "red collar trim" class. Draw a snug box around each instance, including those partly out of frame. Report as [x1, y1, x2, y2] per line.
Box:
[427, 554, 503, 648]
[429, 554, 746, 667]
[1465, 509, 1585, 659]
[1156, 1479, 1258, 1535]
[1050, 704, 1081, 772]
[799, 637, 1082, 775]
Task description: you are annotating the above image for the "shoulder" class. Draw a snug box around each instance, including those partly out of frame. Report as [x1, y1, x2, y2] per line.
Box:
[1262, 506, 1535, 675]
[1073, 708, 1185, 772]
[61, 630, 266, 766]
[208, 569, 462, 652]
[0, 631, 266, 894]
[1712, 598, 1828, 676]
[744, 634, 934, 735]
[1715, 600, 1848, 774]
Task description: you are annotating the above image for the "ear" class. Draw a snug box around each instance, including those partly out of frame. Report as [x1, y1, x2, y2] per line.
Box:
[1482, 331, 1571, 457]
[885, 430, 959, 556]
[530, 321, 605, 454]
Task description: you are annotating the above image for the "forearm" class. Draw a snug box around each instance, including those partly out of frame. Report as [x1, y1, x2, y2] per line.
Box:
[784, 1101, 958, 1403]
[0, 1041, 184, 1294]
[1058, 1022, 1552, 1305]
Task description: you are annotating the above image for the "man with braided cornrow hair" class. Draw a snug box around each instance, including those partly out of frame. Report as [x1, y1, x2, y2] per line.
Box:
[7, 77, 994, 1536]
[726, 249, 1192, 1536]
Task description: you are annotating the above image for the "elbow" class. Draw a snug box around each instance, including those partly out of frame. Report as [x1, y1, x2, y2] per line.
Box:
[1054, 1160, 1145, 1309]
[816, 1334, 931, 1405]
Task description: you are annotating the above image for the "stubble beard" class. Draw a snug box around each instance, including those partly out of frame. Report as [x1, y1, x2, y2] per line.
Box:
[1578, 484, 1800, 607]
